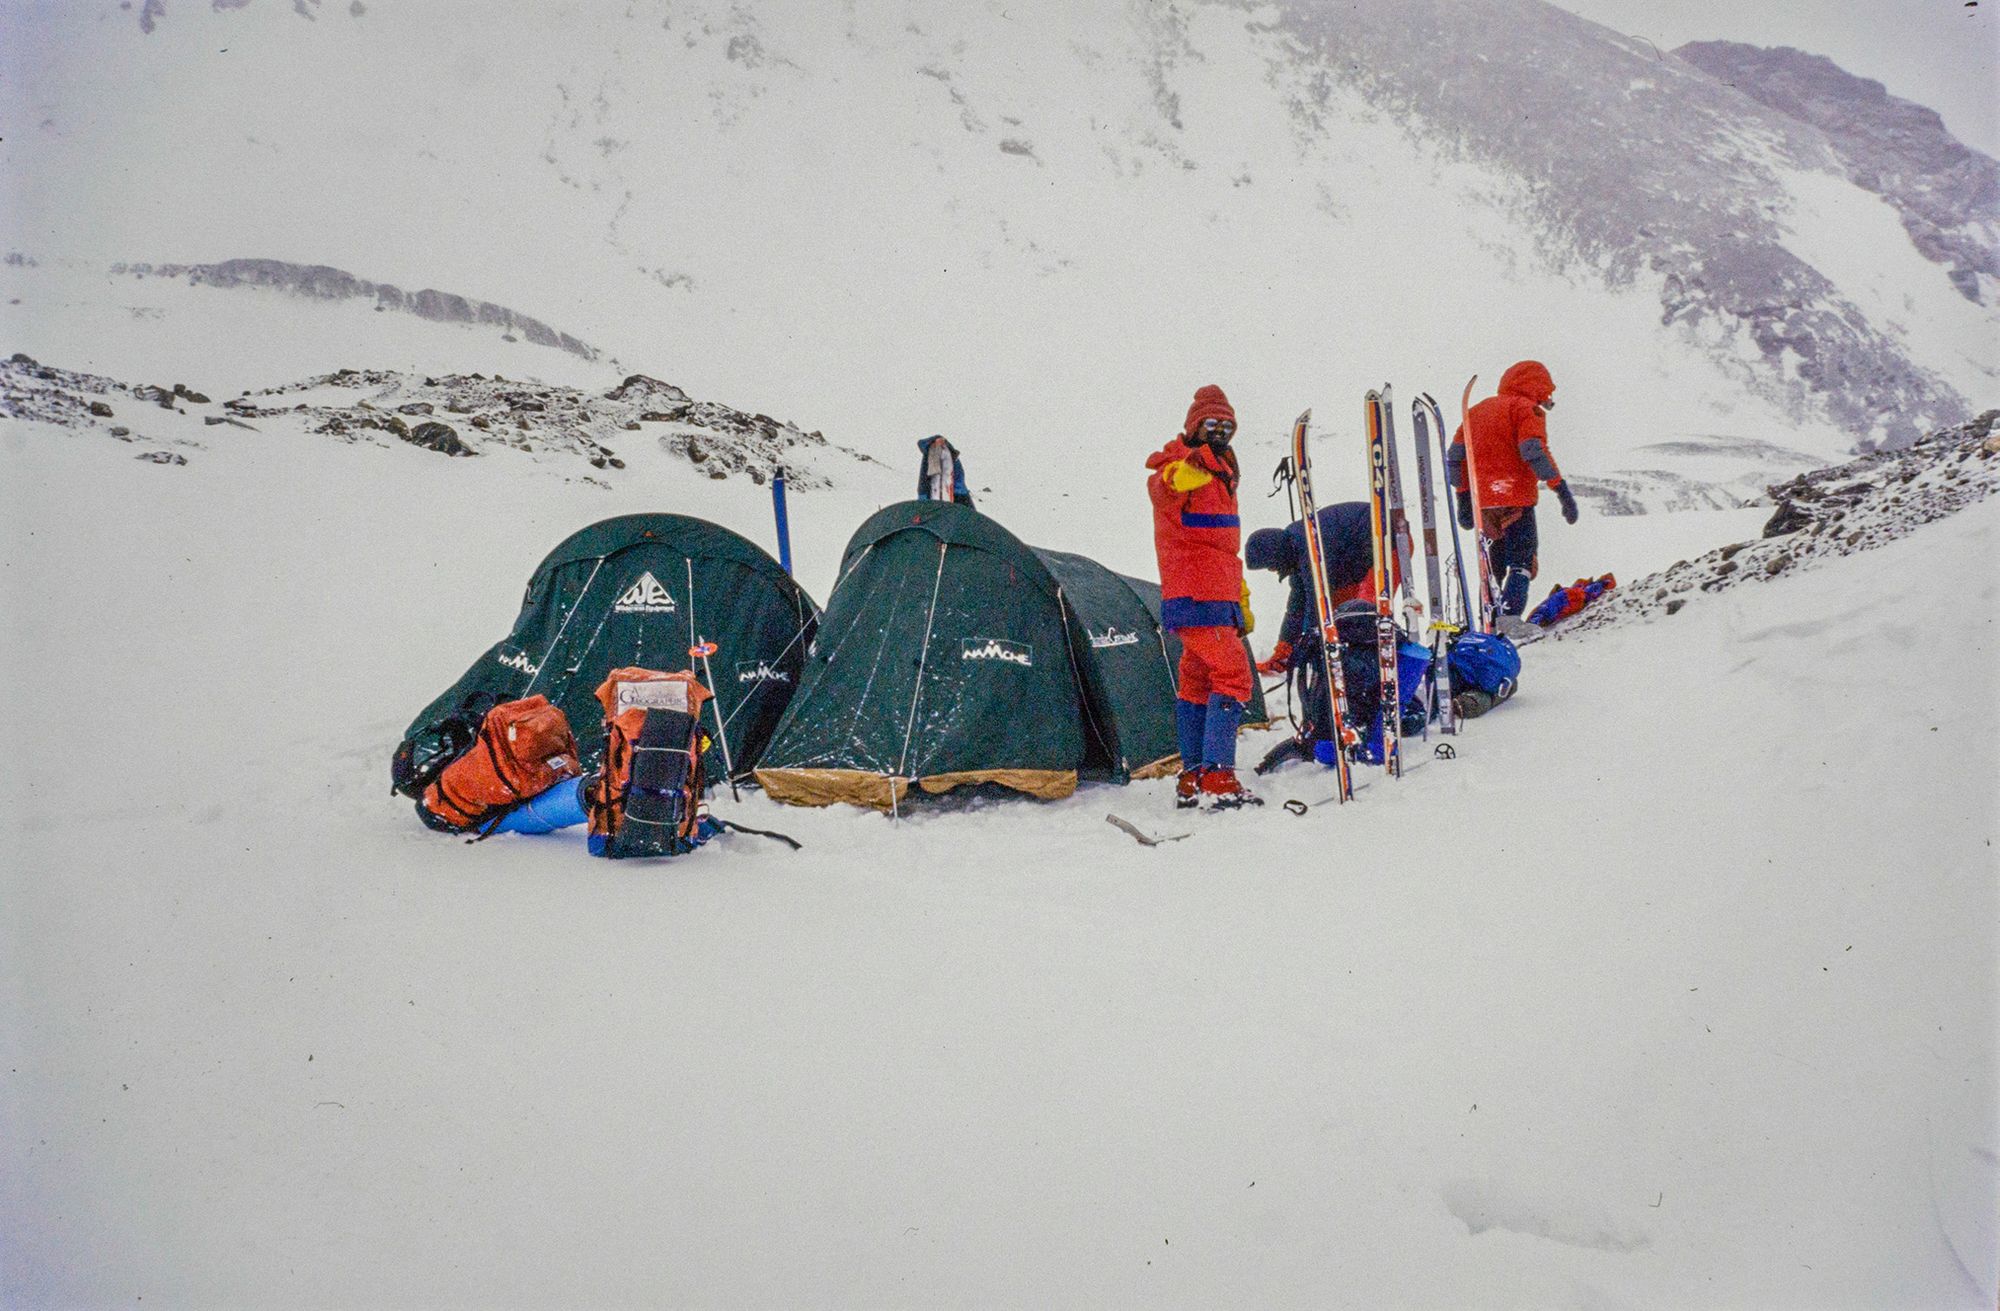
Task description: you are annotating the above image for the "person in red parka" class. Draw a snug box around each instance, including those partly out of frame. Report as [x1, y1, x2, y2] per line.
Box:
[1446, 360, 1580, 629]
[1147, 385, 1261, 810]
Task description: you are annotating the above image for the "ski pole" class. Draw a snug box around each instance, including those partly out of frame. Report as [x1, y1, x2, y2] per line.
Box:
[689, 639, 740, 802]
[770, 473, 794, 576]
[1270, 455, 1299, 524]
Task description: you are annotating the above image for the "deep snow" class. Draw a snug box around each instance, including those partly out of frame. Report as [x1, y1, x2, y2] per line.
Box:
[1, 402, 1993, 1308]
[3, 2, 1996, 1301]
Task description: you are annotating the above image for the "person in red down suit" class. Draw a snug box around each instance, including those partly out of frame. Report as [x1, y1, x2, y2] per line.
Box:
[1146, 385, 1262, 810]
[1446, 360, 1581, 633]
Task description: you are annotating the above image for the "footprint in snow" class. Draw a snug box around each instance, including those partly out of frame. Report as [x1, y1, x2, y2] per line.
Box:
[1443, 1177, 1651, 1253]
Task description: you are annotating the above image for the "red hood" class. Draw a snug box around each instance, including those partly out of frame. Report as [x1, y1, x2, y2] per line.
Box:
[1498, 360, 1555, 405]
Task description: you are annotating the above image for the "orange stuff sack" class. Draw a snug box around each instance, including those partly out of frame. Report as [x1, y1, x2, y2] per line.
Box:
[420, 694, 582, 833]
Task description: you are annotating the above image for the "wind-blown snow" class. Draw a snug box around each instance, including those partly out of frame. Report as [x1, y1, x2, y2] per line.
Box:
[3, 1, 1996, 1303]
[2, 412, 1992, 1307]
[7, 0, 1993, 477]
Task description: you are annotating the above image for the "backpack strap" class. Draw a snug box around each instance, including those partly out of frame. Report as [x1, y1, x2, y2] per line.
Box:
[711, 818, 803, 851]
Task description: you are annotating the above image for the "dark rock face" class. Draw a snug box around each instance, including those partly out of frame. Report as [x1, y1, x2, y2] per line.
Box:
[1761, 499, 1815, 538]
[1675, 41, 2000, 308]
[404, 421, 474, 457]
[111, 258, 604, 363]
[607, 374, 693, 405]
[1258, 3, 1976, 445]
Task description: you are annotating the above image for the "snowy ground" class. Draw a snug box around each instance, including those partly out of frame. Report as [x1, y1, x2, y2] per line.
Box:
[2, 412, 1993, 1308]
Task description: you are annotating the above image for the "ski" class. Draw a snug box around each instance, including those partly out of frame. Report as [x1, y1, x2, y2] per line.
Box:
[1420, 393, 1473, 632]
[1289, 409, 1356, 804]
[1364, 389, 1403, 779]
[1380, 387, 1421, 635]
[1459, 375, 1497, 633]
[1409, 395, 1458, 736]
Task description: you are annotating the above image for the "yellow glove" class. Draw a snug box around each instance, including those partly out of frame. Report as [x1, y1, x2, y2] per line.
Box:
[1240, 579, 1255, 635]
[1160, 459, 1215, 494]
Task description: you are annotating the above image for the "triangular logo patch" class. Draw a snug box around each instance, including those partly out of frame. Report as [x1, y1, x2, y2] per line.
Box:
[613, 571, 678, 613]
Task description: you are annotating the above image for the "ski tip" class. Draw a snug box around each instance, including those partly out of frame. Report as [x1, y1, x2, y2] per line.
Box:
[1294, 407, 1311, 424]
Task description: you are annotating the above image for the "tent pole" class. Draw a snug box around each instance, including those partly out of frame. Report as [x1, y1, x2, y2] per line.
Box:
[891, 540, 950, 821]
[691, 637, 739, 802]
[686, 559, 740, 802]
[521, 558, 602, 696]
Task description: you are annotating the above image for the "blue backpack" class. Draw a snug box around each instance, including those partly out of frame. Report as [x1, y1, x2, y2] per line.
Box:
[1448, 632, 1521, 699]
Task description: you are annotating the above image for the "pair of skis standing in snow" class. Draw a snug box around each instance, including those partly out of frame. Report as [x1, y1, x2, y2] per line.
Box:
[1146, 364, 1578, 809]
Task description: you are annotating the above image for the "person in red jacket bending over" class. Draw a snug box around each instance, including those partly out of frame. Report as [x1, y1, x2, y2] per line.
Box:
[1447, 360, 1580, 635]
[1147, 385, 1262, 810]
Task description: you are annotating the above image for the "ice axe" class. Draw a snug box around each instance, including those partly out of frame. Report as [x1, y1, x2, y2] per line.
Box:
[689, 639, 739, 802]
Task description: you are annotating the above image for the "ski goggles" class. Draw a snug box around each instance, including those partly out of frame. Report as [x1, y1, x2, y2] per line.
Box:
[1200, 418, 1237, 440]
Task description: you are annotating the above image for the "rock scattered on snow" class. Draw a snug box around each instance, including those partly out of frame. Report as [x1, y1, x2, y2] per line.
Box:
[242, 365, 852, 483]
[1, 356, 173, 429]
[1, 356, 864, 487]
[1563, 410, 1999, 637]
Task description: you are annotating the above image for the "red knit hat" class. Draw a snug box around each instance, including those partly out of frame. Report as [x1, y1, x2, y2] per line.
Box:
[1183, 385, 1236, 439]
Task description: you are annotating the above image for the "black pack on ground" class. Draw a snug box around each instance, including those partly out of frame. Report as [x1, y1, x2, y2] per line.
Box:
[586, 671, 717, 859]
[1333, 601, 1430, 739]
[390, 690, 500, 801]
[614, 708, 704, 857]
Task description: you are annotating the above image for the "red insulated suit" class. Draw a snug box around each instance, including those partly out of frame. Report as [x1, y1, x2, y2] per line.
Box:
[1146, 437, 1244, 628]
[1456, 360, 1561, 510]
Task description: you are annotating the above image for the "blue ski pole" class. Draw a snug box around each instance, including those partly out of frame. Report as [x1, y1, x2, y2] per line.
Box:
[771, 472, 793, 576]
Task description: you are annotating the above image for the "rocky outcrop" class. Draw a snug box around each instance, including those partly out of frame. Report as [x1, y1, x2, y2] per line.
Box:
[1676, 41, 2000, 307]
[0, 355, 869, 486]
[403, 421, 473, 457]
[237, 366, 859, 484]
[1560, 410, 1999, 636]
[1265, 1, 1976, 447]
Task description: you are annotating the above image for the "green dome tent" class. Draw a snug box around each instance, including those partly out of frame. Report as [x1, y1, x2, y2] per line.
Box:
[398, 513, 817, 781]
[754, 500, 1265, 810]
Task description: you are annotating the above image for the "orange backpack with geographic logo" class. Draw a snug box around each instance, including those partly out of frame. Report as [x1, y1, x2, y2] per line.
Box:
[585, 668, 717, 858]
[418, 694, 582, 834]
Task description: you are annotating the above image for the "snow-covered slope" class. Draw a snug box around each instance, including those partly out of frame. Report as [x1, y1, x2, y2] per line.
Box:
[5, 0, 1994, 500]
[4, 2, 1996, 1302]
[2, 400, 1994, 1308]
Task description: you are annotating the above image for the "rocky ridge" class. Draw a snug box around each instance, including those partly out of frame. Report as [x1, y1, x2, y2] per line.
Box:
[1555, 409, 2000, 637]
[1263, 0, 1980, 446]
[112, 258, 606, 363]
[1675, 41, 2000, 307]
[0, 354, 865, 488]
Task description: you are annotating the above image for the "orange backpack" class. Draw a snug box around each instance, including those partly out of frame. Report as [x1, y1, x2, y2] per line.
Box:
[585, 668, 715, 858]
[420, 695, 582, 834]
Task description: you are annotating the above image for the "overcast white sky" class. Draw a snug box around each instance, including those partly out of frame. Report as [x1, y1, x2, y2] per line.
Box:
[1553, 0, 1999, 158]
